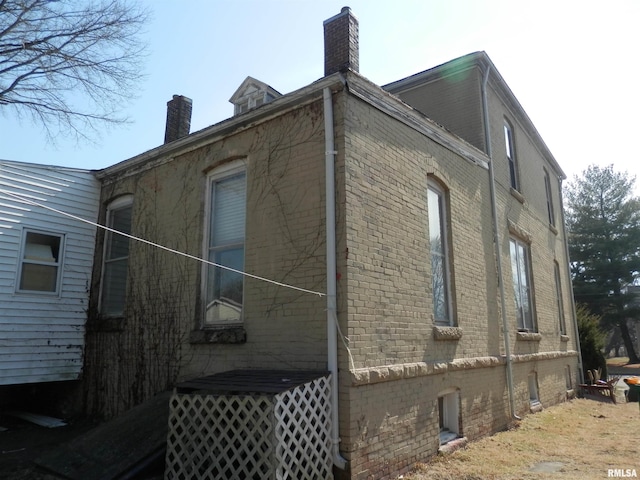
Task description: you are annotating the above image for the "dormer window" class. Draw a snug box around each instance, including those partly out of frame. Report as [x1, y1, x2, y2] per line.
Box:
[229, 76, 281, 116]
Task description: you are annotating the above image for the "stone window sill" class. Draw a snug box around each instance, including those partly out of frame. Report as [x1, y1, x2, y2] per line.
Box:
[548, 224, 558, 235]
[190, 326, 246, 344]
[516, 331, 542, 342]
[433, 326, 463, 341]
[560, 334, 570, 342]
[510, 187, 525, 204]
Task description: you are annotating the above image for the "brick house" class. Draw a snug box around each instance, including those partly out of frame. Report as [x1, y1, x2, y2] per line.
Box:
[78, 7, 579, 479]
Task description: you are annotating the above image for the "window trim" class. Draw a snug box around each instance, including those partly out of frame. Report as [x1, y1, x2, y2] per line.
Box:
[504, 120, 519, 191]
[543, 168, 556, 226]
[16, 228, 65, 295]
[99, 194, 133, 317]
[427, 179, 454, 326]
[554, 261, 566, 335]
[509, 237, 536, 332]
[438, 388, 461, 445]
[202, 160, 247, 327]
[528, 372, 540, 406]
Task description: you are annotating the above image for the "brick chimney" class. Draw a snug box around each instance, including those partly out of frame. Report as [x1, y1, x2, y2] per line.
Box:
[164, 95, 192, 144]
[323, 7, 359, 76]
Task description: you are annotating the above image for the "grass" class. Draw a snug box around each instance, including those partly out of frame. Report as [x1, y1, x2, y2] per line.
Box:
[403, 398, 639, 480]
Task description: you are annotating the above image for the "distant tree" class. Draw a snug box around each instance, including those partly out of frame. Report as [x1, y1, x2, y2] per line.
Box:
[0, 0, 148, 140]
[566, 165, 640, 363]
[576, 305, 607, 380]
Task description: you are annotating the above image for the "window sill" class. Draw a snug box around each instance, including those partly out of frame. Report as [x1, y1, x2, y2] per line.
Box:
[510, 187, 525, 204]
[190, 326, 246, 344]
[529, 400, 543, 413]
[516, 331, 542, 342]
[438, 436, 467, 454]
[433, 325, 463, 341]
[87, 316, 126, 332]
[560, 334, 570, 342]
[548, 224, 558, 235]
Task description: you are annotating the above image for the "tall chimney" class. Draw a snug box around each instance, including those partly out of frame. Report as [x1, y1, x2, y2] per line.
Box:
[164, 94, 192, 144]
[323, 7, 359, 76]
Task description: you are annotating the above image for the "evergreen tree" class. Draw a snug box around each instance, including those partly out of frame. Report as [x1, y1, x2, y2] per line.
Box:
[566, 165, 640, 363]
[576, 305, 607, 379]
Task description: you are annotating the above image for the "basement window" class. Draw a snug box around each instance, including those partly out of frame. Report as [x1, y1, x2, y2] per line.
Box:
[565, 365, 573, 390]
[17, 230, 64, 294]
[438, 389, 461, 445]
[529, 373, 540, 406]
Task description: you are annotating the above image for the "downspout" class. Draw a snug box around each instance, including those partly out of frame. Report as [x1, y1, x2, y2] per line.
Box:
[481, 65, 520, 420]
[558, 178, 585, 384]
[324, 86, 348, 470]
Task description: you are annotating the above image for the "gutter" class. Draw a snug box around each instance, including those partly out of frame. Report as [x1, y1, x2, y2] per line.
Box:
[481, 65, 520, 421]
[323, 86, 348, 470]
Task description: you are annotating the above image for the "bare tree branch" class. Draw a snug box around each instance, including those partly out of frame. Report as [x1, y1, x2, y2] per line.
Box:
[0, 0, 148, 142]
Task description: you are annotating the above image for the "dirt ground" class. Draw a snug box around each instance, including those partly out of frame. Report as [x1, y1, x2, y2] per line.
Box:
[0, 414, 97, 479]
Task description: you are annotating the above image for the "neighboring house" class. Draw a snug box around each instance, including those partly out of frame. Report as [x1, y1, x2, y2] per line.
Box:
[0, 161, 99, 386]
[2, 8, 580, 479]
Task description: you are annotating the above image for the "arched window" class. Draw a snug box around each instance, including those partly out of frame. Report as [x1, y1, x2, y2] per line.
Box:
[427, 179, 454, 325]
[100, 194, 133, 317]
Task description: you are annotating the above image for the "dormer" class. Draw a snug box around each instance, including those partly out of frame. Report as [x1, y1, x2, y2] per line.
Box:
[229, 76, 281, 116]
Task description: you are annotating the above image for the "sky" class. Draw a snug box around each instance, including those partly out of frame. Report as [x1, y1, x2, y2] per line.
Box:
[2, 0, 639, 191]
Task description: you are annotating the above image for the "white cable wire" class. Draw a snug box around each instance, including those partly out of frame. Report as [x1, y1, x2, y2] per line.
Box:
[332, 309, 355, 371]
[0, 188, 326, 297]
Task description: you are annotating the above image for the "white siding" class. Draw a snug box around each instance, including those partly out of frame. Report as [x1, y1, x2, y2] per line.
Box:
[0, 160, 100, 385]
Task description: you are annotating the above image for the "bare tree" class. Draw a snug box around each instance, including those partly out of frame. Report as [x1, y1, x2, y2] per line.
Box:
[0, 0, 148, 140]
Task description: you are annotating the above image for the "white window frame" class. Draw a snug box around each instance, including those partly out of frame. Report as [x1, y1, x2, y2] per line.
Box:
[510, 237, 536, 332]
[504, 120, 519, 191]
[427, 180, 454, 326]
[203, 161, 246, 326]
[16, 229, 64, 295]
[438, 388, 460, 445]
[99, 195, 133, 317]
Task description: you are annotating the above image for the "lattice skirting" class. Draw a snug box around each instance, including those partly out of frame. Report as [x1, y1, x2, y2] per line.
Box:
[165, 374, 333, 480]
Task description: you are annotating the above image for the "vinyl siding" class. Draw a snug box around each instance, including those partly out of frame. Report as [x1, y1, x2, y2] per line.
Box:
[0, 160, 100, 385]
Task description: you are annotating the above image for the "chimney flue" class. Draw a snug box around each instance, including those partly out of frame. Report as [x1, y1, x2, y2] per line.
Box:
[323, 7, 359, 76]
[164, 94, 192, 144]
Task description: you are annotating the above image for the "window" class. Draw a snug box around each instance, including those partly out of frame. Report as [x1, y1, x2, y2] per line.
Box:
[554, 261, 566, 335]
[528, 372, 540, 406]
[438, 389, 460, 445]
[427, 181, 453, 325]
[504, 120, 519, 190]
[543, 168, 555, 226]
[17, 230, 64, 294]
[100, 195, 133, 316]
[205, 164, 246, 325]
[510, 237, 535, 331]
[565, 365, 573, 390]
